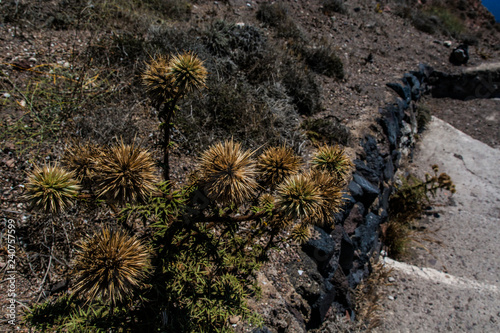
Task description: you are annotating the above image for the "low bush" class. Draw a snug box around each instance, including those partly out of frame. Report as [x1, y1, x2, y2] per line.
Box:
[384, 165, 456, 258]
[282, 61, 322, 116]
[302, 117, 351, 145]
[304, 44, 344, 80]
[322, 0, 348, 16]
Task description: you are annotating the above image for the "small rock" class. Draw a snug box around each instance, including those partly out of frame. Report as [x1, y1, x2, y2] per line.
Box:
[4, 159, 15, 168]
[298, 270, 304, 276]
[388, 277, 395, 283]
[3, 92, 11, 98]
[229, 316, 240, 324]
[444, 41, 452, 48]
[388, 295, 394, 301]
[29, 57, 37, 63]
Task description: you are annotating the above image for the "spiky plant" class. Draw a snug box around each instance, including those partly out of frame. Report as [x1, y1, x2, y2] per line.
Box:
[94, 141, 157, 205]
[62, 140, 103, 182]
[290, 223, 312, 244]
[142, 52, 207, 181]
[257, 145, 302, 187]
[276, 173, 324, 221]
[199, 139, 258, 206]
[310, 170, 344, 226]
[168, 51, 208, 96]
[72, 228, 150, 306]
[311, 145, 353, 183]
[259, 193, 275, 208]
[142, 55, 176, 109]
[24, 164, 80, 214]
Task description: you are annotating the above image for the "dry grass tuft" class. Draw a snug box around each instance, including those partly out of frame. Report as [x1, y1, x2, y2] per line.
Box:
[290, 223, 312, 244]
[62, 140, 103, 182]
[168, 51, 208, 95]
[73, 228, 150, 306]
[94, 141, 158, 205]
[257, 145, 302, 187]
[276, 173, 324, 221]
[199, 139, 258, 206]
[24, 163, 80, 214]
[142, 55, 175, 108]
[312, 144, 353, 183]
[352, 257, 392, 330]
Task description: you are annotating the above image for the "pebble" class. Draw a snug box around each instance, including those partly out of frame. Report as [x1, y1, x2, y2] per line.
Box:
[444, 41, 452, 48]
[388, 295, 395, 301]
[3, 93, 10, 98]
[298, 270, 304, 276]
[229, 316, 239, 324]
[388, 277, 396, 282]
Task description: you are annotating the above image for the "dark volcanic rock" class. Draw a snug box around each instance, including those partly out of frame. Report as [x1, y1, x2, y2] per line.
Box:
[354, 159, 380, 184]
[303, 226, 336, 265]
[348, 180, 363, 199]
[343, 202, 364, 235]
[354, 212, 382, 254]
[449, 44, 469, 66]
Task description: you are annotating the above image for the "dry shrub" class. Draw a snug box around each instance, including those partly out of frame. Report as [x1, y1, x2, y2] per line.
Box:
[351, 258, 392, 329]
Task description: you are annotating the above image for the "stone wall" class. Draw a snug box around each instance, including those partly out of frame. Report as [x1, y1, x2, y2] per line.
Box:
[252, 64, 435, 333]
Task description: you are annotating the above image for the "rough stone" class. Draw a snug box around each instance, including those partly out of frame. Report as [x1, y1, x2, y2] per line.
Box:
[338, 231, 355, 275]
[353, 159, 380, 184]
[387, 82, 411, 103]
[383, 157, 395, 181]
[362, 135, 385, 174]
[354, 212, 382, 254]
[348, 180, 363, 199]
[287, 250, 324, 305]
[353, 173, 380, 206]
[304, 226, 336, 265]
[343, 202, 364, 235]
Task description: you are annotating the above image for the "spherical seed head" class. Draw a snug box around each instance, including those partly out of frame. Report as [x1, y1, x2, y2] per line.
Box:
[62, 140, 103, 182]
[257, 145, 302, 186]
[168, 51, 207, 94]
[290, 223, 312, 244]
[73, 228, 150, 305]
[142, 55, 176, 108]
[259, 193, 275, 208]
[311, 145, 353, 183]
[95, 142, 158, 205]
[199, 139, 258, 206]
[310, 170, 344, 226]
[276, 173, 324, 221]
[24, 163, 80, 214]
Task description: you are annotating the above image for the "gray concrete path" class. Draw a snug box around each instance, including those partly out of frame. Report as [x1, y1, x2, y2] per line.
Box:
[375, 117, 500, 332]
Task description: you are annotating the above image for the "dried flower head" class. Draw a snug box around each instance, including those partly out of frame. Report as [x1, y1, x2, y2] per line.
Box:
[199, 139, 258, 205]
[95, 141, 157, 205]
[24, 163, 80, 214]
[142, 55, 176, 108]
[73, 228, 150, 305]
[276, 173, 324, 221]
[62, 140, 103, 182]
[311, 145, 353, 183]
[310, 170, 344, 226]
[290, 223, 312, 244]
[168, 51, 208, 94]
[257, 145, 302, 186]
